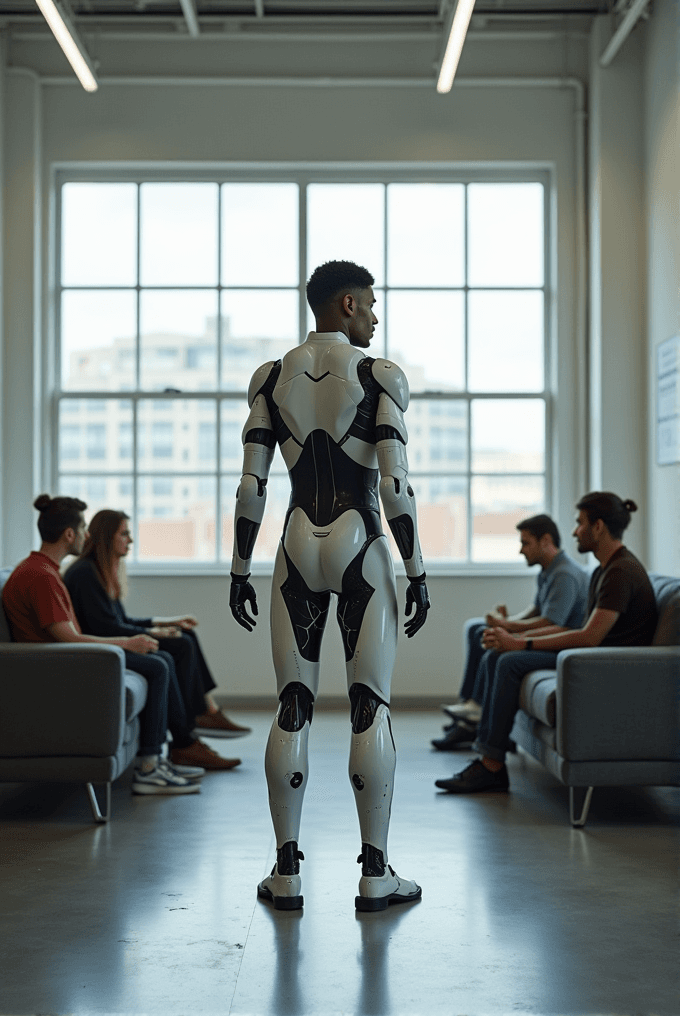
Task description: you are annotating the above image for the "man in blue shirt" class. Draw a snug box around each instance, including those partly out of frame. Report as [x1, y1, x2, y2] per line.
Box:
[432, 514, 588, 750]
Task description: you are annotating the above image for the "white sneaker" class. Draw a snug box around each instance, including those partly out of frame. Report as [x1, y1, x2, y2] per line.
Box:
[356, 865, 422, 912]
[161, 759, 205, 781]
[132, 763, 201, 795]
[442, 700, 482, 723]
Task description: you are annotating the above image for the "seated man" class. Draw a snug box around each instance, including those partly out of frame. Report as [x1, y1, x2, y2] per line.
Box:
[1, 494, 205, 796]
[435, 492, 658, 794]
[432, 514, 588, 750]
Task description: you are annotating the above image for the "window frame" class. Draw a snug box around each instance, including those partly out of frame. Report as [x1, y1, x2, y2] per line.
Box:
[51, 163, 553, 576]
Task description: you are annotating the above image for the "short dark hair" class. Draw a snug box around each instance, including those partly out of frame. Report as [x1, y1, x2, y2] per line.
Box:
[516, 514, 561, 548]
[33, 493, 87, 543]
[306, 261, 374, 314]
[576, 492, 637, 540]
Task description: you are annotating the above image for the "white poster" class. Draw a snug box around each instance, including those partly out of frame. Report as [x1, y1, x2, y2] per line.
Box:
[657, 334, 680, 465]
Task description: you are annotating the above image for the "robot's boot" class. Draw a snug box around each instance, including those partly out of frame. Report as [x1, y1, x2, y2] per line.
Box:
[258, 841, 305, 911]
[355, 844, 422, 912]
[349, 684, 421, 911]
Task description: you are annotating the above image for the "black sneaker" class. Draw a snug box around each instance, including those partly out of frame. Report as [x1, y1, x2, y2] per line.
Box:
[435, 759, 509, 794]
[431, 720, 477, 751]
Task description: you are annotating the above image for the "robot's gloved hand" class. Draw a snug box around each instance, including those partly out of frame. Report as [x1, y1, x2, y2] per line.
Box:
[230, 573, 258, 631]
[404, 576, 430, 638]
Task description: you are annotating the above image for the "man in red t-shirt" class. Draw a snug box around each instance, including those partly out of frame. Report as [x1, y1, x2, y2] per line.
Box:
[2, 494, 199, 796]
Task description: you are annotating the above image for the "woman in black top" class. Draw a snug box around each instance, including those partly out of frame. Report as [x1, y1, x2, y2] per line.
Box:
[64, 510, 248, 771]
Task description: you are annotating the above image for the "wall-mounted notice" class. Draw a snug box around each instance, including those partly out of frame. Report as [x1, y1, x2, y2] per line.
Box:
[657, 335, 680, 465]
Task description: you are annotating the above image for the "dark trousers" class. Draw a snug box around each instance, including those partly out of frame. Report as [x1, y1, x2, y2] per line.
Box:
[473, 649, 559, 762]
[125, 649, 195, 756]
[459, 618, 487, 701]
[154, 629, 216, 721]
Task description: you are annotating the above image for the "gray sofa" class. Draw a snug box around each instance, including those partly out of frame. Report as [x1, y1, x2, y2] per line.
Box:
[511, 573, 680, 827]
[0, 567, 147, 823]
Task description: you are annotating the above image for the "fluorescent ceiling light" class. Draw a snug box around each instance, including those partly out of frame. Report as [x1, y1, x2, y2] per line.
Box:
[35, 0, 98, 92]
[437, 0, 476, 94]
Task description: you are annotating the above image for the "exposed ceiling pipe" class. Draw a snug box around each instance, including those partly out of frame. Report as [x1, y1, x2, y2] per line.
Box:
[179, 0, 200, 37]
[599, 0, 650, 67]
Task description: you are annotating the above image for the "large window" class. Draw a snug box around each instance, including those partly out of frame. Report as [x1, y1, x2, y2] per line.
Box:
[55, 173, 548, 568]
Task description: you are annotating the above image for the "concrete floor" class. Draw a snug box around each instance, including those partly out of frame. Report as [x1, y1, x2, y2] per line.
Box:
[0, 710, 677, 1016]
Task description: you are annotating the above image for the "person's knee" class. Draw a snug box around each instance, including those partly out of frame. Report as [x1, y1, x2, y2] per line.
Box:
[144, 656, 170, 692]
[278, 682, 314, 732]
[348, 683, 388, 734]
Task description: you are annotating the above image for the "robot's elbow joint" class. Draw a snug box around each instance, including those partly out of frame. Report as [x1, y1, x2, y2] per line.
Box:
[236, 473, 261, 507]
[379, 475, 401, 507]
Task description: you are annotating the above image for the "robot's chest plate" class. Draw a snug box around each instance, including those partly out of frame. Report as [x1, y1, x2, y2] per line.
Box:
[274, 343, 366, 445]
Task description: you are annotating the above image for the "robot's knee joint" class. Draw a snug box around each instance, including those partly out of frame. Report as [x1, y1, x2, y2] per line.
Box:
[349, 682, 387, 734]
[278, 682, 314, 732]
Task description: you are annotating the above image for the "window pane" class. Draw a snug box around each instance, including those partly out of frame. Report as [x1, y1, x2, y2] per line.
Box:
[408, 399, 467, 472]
[472, 399, 545, 473]
[410, 475, 467, 561]
[221, 473, 290, 563]
[59, 400, 132, 473]
[140, 290, 218, 391]
[140, 183, 218, 286]
[61, 183, 137, 287]
[61, 290, 136, 391]
[387, 184, 464, 287]
[58, 476, 133, 527]
[222, 183, 298, 286]
[221, 291, 298, 391]
[468, 183, 544, 287]
[387, 291, 464, 392]
[471, 475, 544, 562]
[138, 399, 216, 472]
[307, 184, 385, 286]
[137, 476, 216, 561]
[468, 291, 544, 393]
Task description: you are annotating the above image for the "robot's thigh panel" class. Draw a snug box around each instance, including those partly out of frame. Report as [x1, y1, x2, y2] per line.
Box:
[339, 535, 398, 703]
[270, 542, 328, 700]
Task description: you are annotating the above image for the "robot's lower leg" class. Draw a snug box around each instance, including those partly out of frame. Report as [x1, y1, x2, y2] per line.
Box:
[348, 682, 396, 874]
[265, 681, 314, 853]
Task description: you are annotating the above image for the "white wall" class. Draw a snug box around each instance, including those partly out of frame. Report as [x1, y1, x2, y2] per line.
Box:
[643, 0, 680, 575]
[0, 22, 662, 701]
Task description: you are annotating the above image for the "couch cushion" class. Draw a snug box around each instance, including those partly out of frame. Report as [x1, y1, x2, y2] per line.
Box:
[0, 568, 14, 643]
[649, 574, 680, 646]
[518, 669, 558, 727]
[124, 669, 148, 722]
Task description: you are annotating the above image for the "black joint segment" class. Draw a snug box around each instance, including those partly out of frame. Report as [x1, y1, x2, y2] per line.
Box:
[388, 514, 415, 560]
[278, 681, 315, 731]
[410, 572, 427, 584]
[348, 682, 387, 734]
[375, 425, 405, 444]
[230, 572, 251, 585]
[257, 478, 268, 496]
[359, 843, 386, 877]
[277, 840, 304, 876]
[236, 516, 260, 562]
[244, 428, 276, 448]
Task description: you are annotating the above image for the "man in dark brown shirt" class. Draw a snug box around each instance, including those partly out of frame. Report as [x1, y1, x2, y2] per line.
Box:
[436, 491, 658, 794]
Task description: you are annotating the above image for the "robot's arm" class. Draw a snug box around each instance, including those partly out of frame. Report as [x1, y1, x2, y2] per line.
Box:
[230, 385, 276, 630]
[374, 372, 430, 636]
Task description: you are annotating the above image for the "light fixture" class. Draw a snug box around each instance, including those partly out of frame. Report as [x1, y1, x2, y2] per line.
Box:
[436, 0, 476, 94]
[35, 0, 98, 92]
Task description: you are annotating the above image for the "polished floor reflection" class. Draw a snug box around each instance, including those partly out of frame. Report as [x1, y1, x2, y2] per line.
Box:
[0, 710, 677, 1015]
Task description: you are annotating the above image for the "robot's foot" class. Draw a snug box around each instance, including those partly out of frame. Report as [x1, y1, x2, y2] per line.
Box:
[354, 843, 422, 912]
[257, 840, 304, 911]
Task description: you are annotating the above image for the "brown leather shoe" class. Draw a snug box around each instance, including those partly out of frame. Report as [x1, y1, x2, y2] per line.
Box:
[171, 739, 241, 771]
[193, 710, 252, 739]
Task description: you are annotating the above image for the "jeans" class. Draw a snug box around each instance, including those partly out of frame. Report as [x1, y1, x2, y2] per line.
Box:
[125, 649, 195, 756]
[458, 618, 487, 701]
[473, 649, 559, 762]
[154, 629, 216, 721]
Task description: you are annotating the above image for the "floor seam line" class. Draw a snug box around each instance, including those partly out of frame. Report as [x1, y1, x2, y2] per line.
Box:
[227, 831, 276, 1015]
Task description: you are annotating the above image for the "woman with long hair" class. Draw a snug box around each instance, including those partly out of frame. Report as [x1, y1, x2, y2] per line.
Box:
[64, 510, 247, 772]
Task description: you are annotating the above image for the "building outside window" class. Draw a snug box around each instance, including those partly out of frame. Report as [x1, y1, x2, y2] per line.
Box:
[55, 174, 548, 568]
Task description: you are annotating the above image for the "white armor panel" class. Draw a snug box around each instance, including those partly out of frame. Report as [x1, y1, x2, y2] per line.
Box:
[349, 704, 396, 857]
[372, 358, 409, 411]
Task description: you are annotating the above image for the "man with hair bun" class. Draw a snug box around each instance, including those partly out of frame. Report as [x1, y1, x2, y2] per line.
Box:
[436, 491, 657, 795]
[2, 495, 202, 796]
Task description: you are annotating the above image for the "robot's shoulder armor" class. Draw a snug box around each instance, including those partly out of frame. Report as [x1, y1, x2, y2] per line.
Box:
[248, 360, 281, 406]
[371, 358, 409, 411]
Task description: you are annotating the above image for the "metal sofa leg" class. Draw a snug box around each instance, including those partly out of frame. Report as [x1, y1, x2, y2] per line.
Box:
[569, 786, 594, 828]
[86, 782, 111, 823]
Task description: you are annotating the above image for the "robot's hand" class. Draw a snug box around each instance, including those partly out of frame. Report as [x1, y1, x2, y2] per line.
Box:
[404, 577, 430, 638]
[230, 574, 258, 631]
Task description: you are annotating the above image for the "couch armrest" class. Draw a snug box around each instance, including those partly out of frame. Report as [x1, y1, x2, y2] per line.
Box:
[556, 646, 680, 761]
[0, 643, 127, 758]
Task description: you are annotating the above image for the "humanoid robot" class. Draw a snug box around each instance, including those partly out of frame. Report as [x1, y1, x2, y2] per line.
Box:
[230, 261, 430, 912]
